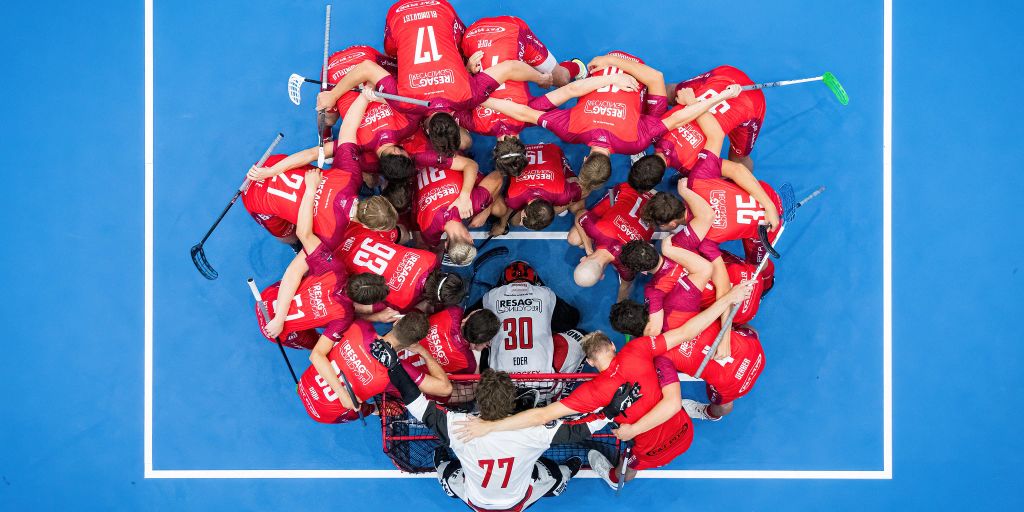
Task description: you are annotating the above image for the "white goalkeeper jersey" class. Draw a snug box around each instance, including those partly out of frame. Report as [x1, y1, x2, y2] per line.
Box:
[483, 282, 556, 373]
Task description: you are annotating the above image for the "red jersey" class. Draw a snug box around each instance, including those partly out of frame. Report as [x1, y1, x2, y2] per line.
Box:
[384, 0, 469, 103]
[402, 307, 477, 374]
[256, 261, 355, 342]
[242, 147, 363, 248]
[297, 320, 425, 423]
[414, 164, 467, 231]
[687, 150, 782, 246]
[654, 111, 706, 172]
[698, 251, 767, 324]
[569, 51, 645, 144]
[337, 232, 438, 312]
[401, 130, 454, 169]
[663, 324, 765, 403]
[458, 16, 548, 136]
[504, 143, 581, 210]
[675, 65, 764, 136]
[561, 335, 691, 468]
[579, 183, 655, 248]
[643, 257, 703, 319]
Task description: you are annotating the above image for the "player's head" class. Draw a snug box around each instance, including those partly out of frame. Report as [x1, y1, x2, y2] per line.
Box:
[628, 155, 666, 192]
[609, 300, 649, 337]
[426, 113, 461, 158]
[347, 273, 390, 305]
[643, 191, 685, 229]
[493, 137, 528, 177]
[476, 369, 517, 421]
[378, 146, 416, 181]
[573, 254, 606, 287]
[446, 238, 478, 266]
[382, 180, 412, 214]
[522, 199, 555, 231]
[356, 196, 398, 231]
[620, 240, 660, 273]
[580, 331, 617, 368]
[501, 260, 542, 285]
[461, 309, 500, 349]
[578, 153, 611, 191]
[391, 311, 430, 348]
[425, 270, 467, 305]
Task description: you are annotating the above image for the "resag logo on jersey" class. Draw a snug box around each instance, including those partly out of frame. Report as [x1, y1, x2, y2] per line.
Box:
[341, 343, 374, 385]
[674, 123, 705, 148]
[518, 169, 554, 183]
[308, 282, 329, 319]
[582, 100, 627, 119]
[466, 25, 506, 38]
[388, 252, 421, 291]
[495, 298, 542, 314]
[709, 190, 728, 229]
[409, 69, 455, 89]
[418, 183, 459, 208]
[361, 104, 394, 127]
[613, 215, 643, 240]
[424, 327, 451, 366]
[394, 0, 439, 14]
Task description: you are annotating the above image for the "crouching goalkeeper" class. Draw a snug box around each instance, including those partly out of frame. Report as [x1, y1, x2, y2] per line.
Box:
[371, 340, 640, 511]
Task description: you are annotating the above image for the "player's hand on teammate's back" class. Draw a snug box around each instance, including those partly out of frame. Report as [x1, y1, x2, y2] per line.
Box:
[370, 339, 400, 370]
[726, 280, 756, 305]
[611, 74, 640, 93]
[453, 417, 493, 442]
[247, 165, 273, 182]
[586, 55, 612, 73]
[305, 168, 322, 189]
[676, 87, 698, 106]
[467, 50, 484, 74]
[452, 194, 474, 219]
[603, 382, 643, 419]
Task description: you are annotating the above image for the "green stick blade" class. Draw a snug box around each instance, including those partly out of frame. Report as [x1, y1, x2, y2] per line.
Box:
[822, 72, 849, 105]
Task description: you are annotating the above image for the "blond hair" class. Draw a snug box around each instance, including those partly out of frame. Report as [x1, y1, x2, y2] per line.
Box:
[357, 196, 398, 231]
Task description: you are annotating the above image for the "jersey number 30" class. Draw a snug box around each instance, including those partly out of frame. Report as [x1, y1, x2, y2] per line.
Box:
[502, 317, 534, 350]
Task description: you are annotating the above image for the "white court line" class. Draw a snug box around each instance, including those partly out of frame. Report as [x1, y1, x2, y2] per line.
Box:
[144, 0, 893, 479]
[465, 231, 674, 240]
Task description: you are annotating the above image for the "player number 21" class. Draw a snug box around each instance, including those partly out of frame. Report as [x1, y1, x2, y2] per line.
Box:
[267, 172, 304, 203]
[478, 457, 515, 488]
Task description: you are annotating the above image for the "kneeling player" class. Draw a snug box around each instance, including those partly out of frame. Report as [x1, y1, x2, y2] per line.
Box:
[406, 307, 501, 375]
[299, 312, 452, 423]
[372, 339, 634, 511]
[414, 161, 503, 264]
[487, 143, 585, 236]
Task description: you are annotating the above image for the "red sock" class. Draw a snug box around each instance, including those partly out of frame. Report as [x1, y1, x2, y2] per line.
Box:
[608, 468, 619, 483]
[558, 60, 582, 79]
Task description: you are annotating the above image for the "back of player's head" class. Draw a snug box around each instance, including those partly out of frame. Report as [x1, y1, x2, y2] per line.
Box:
[620, 240, 660, 273]
[580, 331, 616, 362]
[425, 270, 467, 305]
[379, 152, 416, 181]
[357, 196, 398, 231]
[392, 311, 429, 348]
[493, 137, 528, 177]
[462, 309, 500, 348]
[643, 191, 685, 226]
[609, 300, 649, 338]
[446, 239, 477, 266]
[476, 369, 516, 421]
[502, 260, 541, 285]
[573, 258, 604, 287]
[522, 199, 555, 231]
[347, 273, 390, 305]
[382, 179, 412, 213]
[628, 155, 666, 192]
[579, 153, 611, 191]
[427, 113, 461, 158]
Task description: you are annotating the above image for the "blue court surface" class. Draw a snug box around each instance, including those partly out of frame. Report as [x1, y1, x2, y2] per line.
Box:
[3, 0, 1023, 510]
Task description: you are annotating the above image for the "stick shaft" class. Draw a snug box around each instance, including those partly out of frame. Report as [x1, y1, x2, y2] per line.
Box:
[300, 77, 431, 107]
[247, 278, 299, 385]
[742, 76, 823, 91]
[239, 133, 285, 192]
[796, 186, 826, 208]
[321, 5, 331, 91]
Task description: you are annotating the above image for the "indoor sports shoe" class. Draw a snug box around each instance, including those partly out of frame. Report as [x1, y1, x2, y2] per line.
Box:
[564, 456, 583, 477]
[587, 450, 616, 490]
[682, 399, 720, 421]
[434, 446, 452, 468]
[570, 58, 588, 80]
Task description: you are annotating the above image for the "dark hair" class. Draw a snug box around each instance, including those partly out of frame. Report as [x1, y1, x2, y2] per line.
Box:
[462, 309, 500, 346]
[642, 192, 685, 225]
[427, 113, 461, 158]
[382, 179, 412, 213]
[392, 311, 429, 347]
[579, 153, 611, 190]
[522, 199, 555, 230]
[628, 154, 666, 192]
[476, 369, 516, 421]
[494, 137, 528, 177]
[620, 240, 660, 273]
[423, 270, 466, 305]
[379, 153, 415, 181]
[609, 300, 649, 337]
[347, 273, 390, 305]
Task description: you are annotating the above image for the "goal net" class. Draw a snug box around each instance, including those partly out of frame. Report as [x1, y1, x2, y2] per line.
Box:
[380, 372, 622, 473]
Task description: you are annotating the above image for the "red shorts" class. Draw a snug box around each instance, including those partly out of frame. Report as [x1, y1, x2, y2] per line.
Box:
[377, 73, 500, 116]
[704, 327, 765, 404]
[253, 282, 320, 350]
[421, 184, 493, 247]
[674, 67, 765, 158]
[628, 410, 693, 470]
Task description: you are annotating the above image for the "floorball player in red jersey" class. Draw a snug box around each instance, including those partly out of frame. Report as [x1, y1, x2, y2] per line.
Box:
[414, 161, 503, 264]
[486, 142, 585, 235]
[666, 65, 766, 171]
[244, 92, 400, 249]
[315, 0, 554, 158]
[336, 224, 467, 314]
[402, 306, 501, 375]
[451, 282, 754, 487]
[300, 313, 452, 423]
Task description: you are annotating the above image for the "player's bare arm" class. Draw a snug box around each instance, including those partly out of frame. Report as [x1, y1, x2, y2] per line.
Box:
[659, 243, 713, 290]
[678, 186, 714, 239]
[719, 160, 781, 230]
[450, 158, 480, 219]
[587, 53, 667, 97]
[477, 51, 554, 88]
[247, 145, 329, 181]
[710, 255, 734, 337]
[452, 401, 577, 442]
[659, 280, 755, 350]
[295, 168, 323, 254]
[405, 342, 453, 398]
[613, 381, 682, 442]
[337, 89, 374, 144]
[663, 84, 741, 131]
[309, 334, 357, 411]
[543, 73, 639, 109]
[315, 60, 391, 113]
[263, 253, 311, 339]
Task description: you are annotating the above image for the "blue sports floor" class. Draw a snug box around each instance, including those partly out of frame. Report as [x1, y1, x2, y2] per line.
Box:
[3, 1, 1023, 510]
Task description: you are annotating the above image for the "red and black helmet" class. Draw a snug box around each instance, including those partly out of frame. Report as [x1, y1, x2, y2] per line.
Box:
[501, 260, 542, 286]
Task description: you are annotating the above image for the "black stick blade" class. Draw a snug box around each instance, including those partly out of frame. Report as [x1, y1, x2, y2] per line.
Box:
[757, 225, 781, 259]
[190, 244, 219, 280]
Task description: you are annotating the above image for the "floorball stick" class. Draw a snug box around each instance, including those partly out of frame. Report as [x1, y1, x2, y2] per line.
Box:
[742, 72, 848, 105]
[288, 73, 431, 107]
[247, 278, 299, 385]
